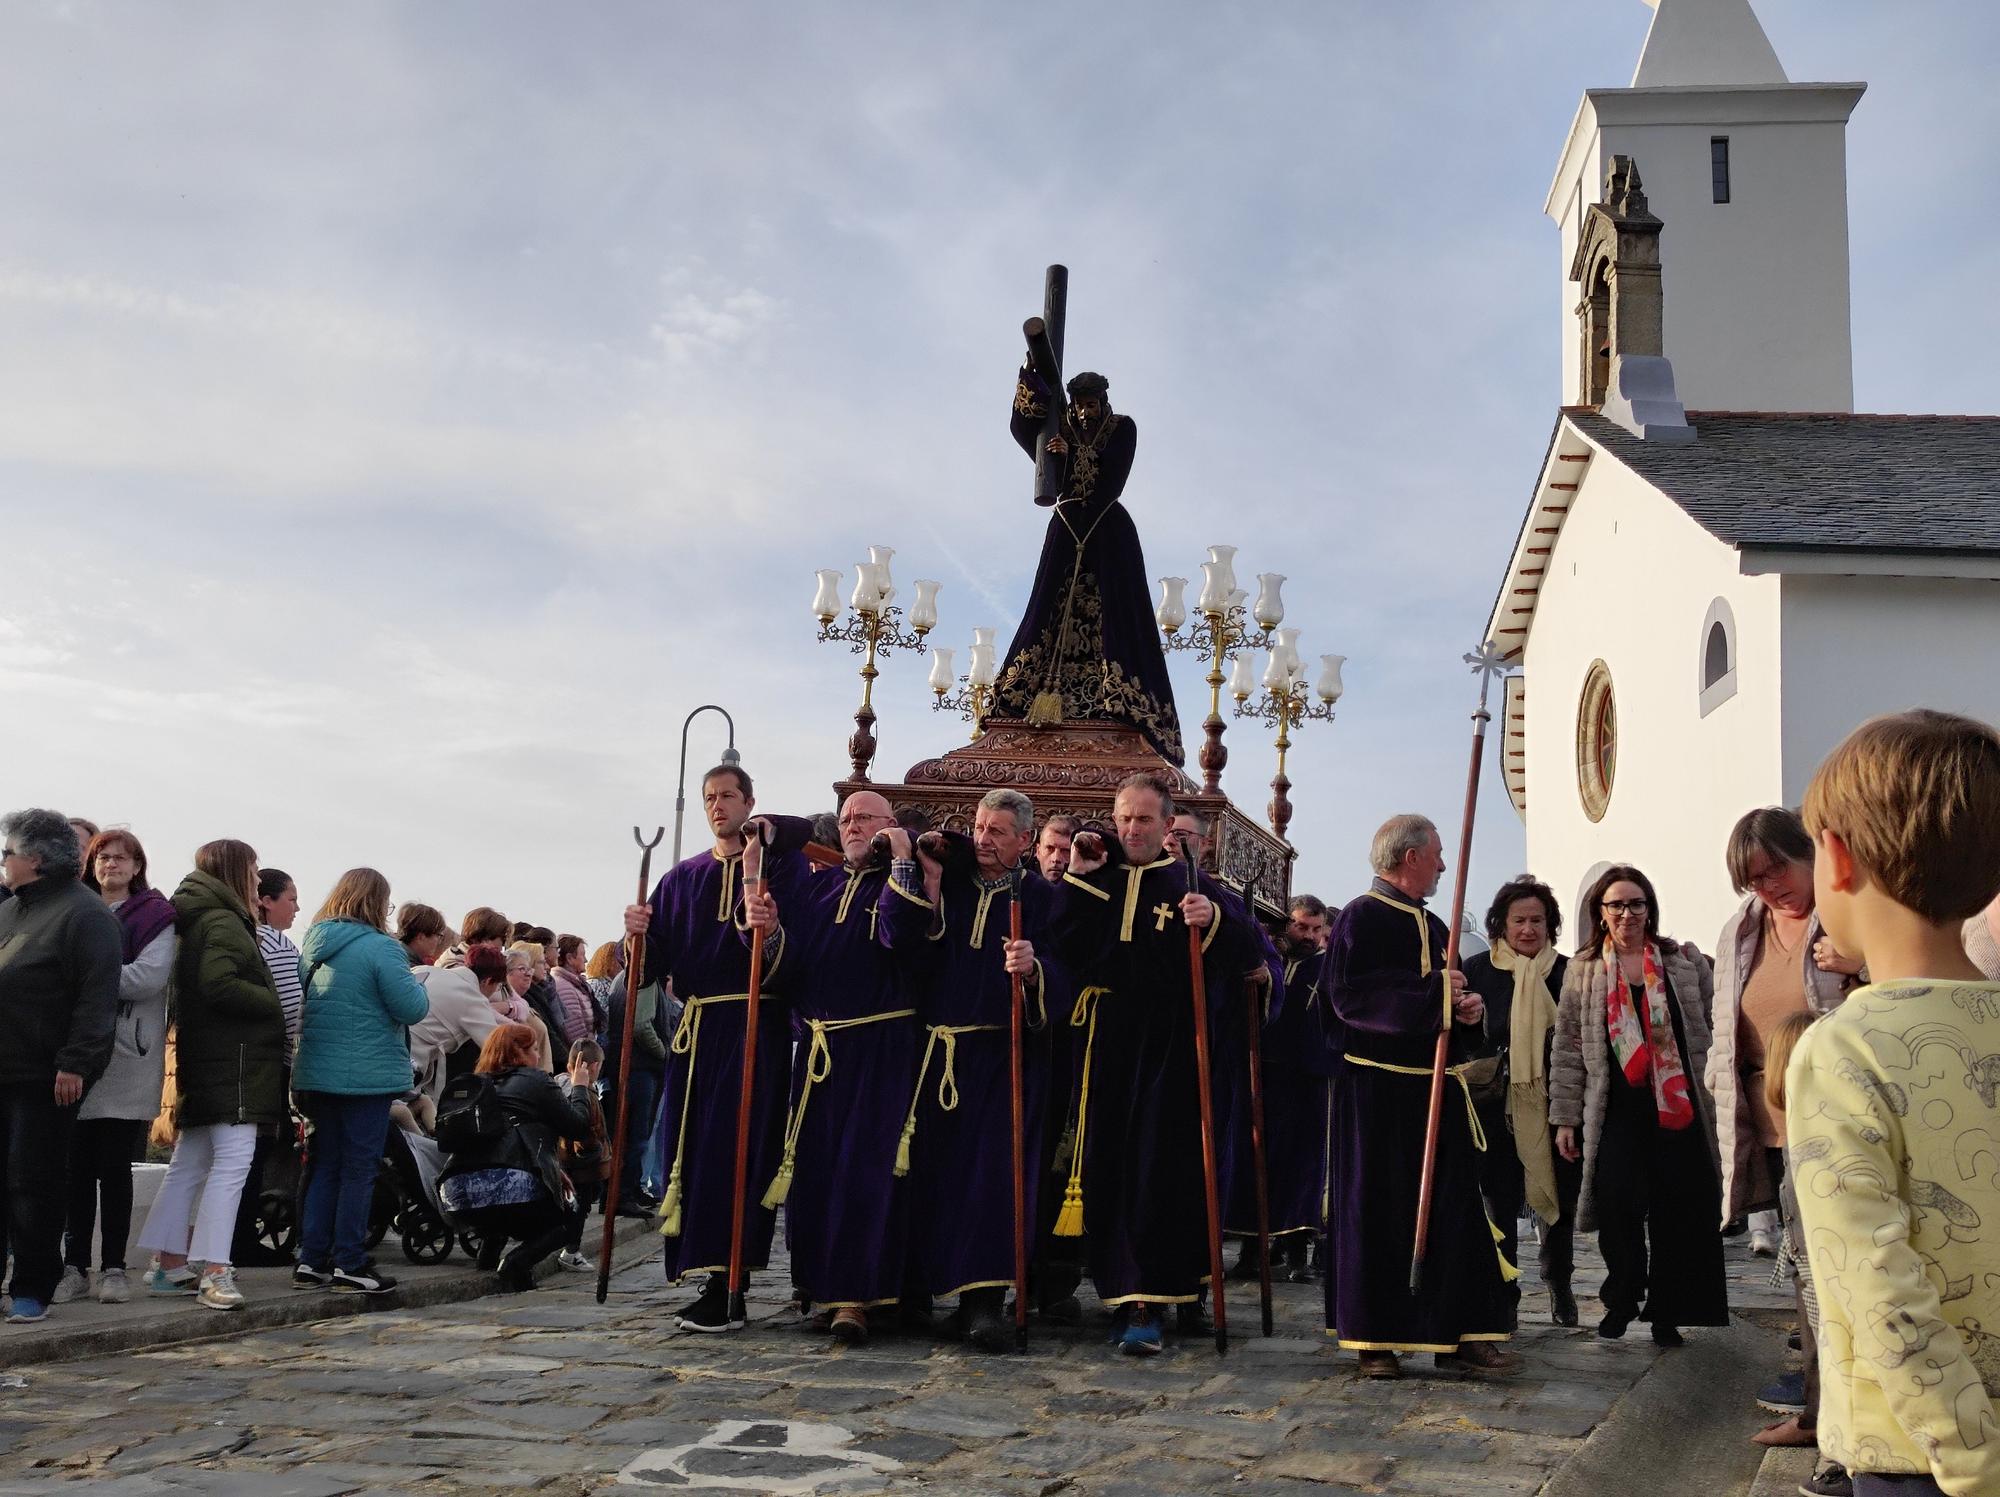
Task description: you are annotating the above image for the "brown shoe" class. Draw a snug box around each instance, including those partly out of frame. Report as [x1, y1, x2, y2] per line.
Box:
[1751, 1416, 1817, 1448]
[830, 1306, 869, 1346]
[1356, 1350, 1403, 1379]
[1435, 1341, 1523, 1379]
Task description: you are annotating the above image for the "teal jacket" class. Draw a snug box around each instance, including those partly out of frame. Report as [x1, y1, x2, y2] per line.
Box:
[293, 918, 430, 1096]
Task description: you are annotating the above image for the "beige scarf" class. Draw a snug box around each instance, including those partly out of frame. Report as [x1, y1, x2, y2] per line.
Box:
[1489, 940, 1561, 1224]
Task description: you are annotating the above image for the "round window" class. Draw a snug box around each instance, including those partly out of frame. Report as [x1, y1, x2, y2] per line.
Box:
[1576, 660, 1616, 823]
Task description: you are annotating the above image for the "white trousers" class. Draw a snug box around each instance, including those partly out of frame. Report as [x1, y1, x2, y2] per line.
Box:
[136, 1122, 258, 1267]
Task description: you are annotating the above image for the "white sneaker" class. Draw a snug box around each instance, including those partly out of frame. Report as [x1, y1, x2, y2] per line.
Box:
[51, 1267, 90, 1304]
[97, 1268, 130, 1304]
[556, 1250, 593, 1272]
[197, 1266, 245, 1311]
[1750, 1229, 1777, 1257]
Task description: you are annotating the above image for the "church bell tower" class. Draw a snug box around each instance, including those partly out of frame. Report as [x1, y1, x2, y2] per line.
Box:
[1546, 0, 1865, 413]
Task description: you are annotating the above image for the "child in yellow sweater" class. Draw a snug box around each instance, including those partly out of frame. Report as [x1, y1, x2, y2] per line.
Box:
[1786, 709, 2000, 1497]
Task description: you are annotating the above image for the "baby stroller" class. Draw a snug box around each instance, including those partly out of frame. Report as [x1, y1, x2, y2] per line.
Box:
[248, 1107, 309, 1258]
[378, 1123, 477, 1264]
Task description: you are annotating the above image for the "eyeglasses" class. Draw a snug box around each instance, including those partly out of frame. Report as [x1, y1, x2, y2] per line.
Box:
[0, 847, 19, 859]
[1601, 899, 1649, 915]
[837, 813, 894, 828]
[1744, 866, 1792, 891]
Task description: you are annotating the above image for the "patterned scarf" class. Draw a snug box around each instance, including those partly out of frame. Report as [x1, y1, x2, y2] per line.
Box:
[1602, 942, 1695, 1131]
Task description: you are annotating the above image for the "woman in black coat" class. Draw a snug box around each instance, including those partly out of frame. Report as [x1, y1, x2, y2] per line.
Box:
[437, 1023, 594, 1290]
[1460, 876, 1579, 1327]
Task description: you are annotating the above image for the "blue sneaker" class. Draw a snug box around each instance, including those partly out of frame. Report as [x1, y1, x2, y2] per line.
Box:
[1119, 1304, 1163, 1357]
[1757, 1369, 1806, 1414]
[5, 1297, 49, 1324]
[144, 1265, 198, 1297]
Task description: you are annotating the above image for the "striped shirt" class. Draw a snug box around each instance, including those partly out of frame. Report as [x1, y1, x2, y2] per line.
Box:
[257, 924, 305, 1057]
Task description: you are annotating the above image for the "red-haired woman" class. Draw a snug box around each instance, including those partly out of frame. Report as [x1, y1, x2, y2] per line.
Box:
[437, 1024, 596, 1290]
[54, 830, 177, 1306]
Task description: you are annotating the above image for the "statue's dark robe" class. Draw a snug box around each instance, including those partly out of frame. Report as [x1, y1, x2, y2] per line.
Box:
[995, 367, 1183, 764]
[1322, 881, 1515, 1352]
[639, 839, 808, 1283]
[1050, 856, 1258, 1304]
[883, 863, 1067, 1301]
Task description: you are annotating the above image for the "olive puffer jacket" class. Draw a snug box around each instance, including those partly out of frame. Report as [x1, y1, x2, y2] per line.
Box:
[170, 869, 288, 1128]
[293, 918, 430, 1096]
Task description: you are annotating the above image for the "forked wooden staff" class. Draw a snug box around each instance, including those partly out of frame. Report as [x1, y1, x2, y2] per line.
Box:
[1183, 841, 1229, 1355]
[1239, 876, 1274, 1338]
[1007, 865, 1030, 1353]
[1409, 643, 1510, 1294]
[599, 825, 665, 1305]
[726, 821, 772, 1328]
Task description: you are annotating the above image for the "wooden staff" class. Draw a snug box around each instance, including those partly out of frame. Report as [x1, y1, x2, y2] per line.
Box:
[727, 821, 772, 1327]
[1240, 877, 1274, 1338]
[1007, 865, 1029, 1353]
[1183, 842, 1229, 1355]
[1409, 644, 1508, 1294]
[598, 825, 665, 1305]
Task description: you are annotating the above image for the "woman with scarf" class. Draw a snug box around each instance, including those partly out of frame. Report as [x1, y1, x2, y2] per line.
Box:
[1549, 864, 1727, 1347]
[1461, 876, 1576, 1327]
[53, 830, 178, 1306]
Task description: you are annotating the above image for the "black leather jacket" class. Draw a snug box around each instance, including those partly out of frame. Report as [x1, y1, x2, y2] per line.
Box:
[439, 1066, 593, 1202]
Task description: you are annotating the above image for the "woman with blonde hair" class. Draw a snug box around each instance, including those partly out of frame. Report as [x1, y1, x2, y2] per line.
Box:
[291, 868, 430, 1294]
[501, 945, 554, 1069]
[135, 839, 285, 1311]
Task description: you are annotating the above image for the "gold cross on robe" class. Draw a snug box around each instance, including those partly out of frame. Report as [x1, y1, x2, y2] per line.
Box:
[1152, 902, 1175, 932]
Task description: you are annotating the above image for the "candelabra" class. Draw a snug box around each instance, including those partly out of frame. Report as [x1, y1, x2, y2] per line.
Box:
[811, 545, 937, 781]
[1232, 638, 1344, 842]
[1157, 545, 1284, 794]
[929, 627, 998, 740]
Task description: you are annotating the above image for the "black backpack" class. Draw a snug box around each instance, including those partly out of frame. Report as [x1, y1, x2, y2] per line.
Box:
[435, 1072, 508, 1154]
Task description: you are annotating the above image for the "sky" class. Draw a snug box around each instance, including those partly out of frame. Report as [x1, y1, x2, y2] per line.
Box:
[5, 0, 1998, 941]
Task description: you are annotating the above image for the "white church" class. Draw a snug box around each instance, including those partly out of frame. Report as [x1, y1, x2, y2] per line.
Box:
[1484, 0, 2000, 944]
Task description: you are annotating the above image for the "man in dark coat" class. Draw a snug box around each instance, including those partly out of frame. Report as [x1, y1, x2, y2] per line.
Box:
[1323, 814, 1520, 1380]
[0, 808, 120, 1322]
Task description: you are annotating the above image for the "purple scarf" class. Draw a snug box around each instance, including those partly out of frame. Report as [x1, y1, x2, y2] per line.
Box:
[116, 887, 177, 964]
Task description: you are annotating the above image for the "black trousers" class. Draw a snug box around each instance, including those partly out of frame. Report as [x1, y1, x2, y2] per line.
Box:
[2, 1086, 79, 1304]
[63, 1117, 147, 1272]
[462, 1197, 580, 1283]
[1594, 1078, 1730, 1328]
[1855, 1476, 1946, 1495]
[1475, 1103, 1583, 1286]
[564, 1182, 600, 1251]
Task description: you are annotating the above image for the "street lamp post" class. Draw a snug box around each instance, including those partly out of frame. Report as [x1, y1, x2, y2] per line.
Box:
[1232, 642, 1344, 842]
[811, 546, 937, 782]
[1158, 545, 1282, 794]
[673, 704, 742, 866]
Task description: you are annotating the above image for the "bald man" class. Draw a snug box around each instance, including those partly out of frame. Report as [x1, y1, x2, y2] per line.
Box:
[744, 790, 926, 1346]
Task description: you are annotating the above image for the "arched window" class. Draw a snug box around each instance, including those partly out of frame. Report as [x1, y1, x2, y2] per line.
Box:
[1576, 660, 1616, 823]
[1699, 597, 1738, 716]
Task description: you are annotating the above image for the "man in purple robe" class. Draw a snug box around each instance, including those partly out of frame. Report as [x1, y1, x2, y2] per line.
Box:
[881, 788, 1055, 1352]
[1228, 896, 1334, 1281]
[749, 790, 924, 1346]
[620, 763, 807, 1333]
[1323, 815, 1520, 1379]
[1050, 773, 1260, 1355]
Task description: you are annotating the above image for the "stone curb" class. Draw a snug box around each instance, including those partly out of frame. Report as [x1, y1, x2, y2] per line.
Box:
[0, 1215, 660, 1372]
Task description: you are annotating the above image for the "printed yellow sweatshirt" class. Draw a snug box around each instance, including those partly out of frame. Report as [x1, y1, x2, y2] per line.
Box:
[1786, 980, 2000, 1494]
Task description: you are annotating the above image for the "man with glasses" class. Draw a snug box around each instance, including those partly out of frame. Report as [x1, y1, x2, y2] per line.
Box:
[738, 789, 927, 1346]
[620, 763, 811, 1333]
[1, 808, 121, 1324]
[1321, 813, 1520, 1380]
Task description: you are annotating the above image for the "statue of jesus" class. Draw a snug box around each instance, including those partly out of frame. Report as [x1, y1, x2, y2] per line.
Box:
[991, 362, 1184, 765]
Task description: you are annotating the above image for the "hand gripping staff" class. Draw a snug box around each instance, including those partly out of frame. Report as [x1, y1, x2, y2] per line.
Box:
[599, 825, 665, 1305]
[1183, 841, 1229, 1355]
[727, 820, 772, 1328]
[1239, 876, 1274, 1338]
[1409, 643, 1510, 1295]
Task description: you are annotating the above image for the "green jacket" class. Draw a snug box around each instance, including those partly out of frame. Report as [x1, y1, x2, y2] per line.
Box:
[170, 869, 287, 1128]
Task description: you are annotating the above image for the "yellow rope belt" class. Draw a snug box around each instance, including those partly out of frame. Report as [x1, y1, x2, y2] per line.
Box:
[1341, 1052, 1520, 1283]
[893, 1023, 1002, 1177]
[760, 1008, 917, 1210]
[656, 993, 749, 1238]
[1052, 986, 1110, 1238]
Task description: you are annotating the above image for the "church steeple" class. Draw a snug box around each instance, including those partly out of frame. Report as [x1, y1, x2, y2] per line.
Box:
[1631, 0, 1787, 89]
[1546, 0, 1864, 414]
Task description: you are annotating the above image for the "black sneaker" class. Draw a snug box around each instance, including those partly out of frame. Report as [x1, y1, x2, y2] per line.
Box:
[330, 1264, 396, 1295]
[291, 1264, 332, 1291]
[1799, 1463, 1851, 1497]
[674, 1281, 744, 1334]
[1596, 1314, 1629, 1341]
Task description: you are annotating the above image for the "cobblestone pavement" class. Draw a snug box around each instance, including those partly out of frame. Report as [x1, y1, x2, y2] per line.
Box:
[0, 1228, 1794, 1496]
